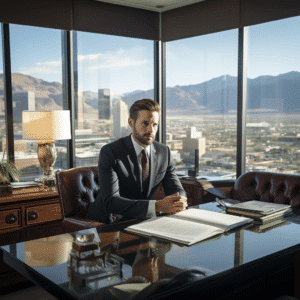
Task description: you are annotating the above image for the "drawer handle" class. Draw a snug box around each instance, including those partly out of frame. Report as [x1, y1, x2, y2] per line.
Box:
[28, 211, 39, 221]
[5, 214, 18, 224]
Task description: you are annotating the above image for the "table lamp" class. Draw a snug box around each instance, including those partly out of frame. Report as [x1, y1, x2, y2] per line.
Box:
[22, 110, 71, 185]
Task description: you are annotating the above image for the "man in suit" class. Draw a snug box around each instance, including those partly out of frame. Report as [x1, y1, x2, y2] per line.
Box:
[86, 99, 187, 224]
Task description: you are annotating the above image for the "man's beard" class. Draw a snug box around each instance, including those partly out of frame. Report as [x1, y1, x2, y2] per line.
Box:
[132, 127, 154, 146]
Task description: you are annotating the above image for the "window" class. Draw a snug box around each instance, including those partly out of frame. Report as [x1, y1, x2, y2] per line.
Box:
[76, 32, 154, 167]
[10, 24, 64, 180]
[246, 17, 300, 174]
[166, 30, 238, 179]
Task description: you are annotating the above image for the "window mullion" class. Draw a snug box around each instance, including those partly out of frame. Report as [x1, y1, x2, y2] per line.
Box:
[2, 23, 14, 163]
[236, 27, 249, 177]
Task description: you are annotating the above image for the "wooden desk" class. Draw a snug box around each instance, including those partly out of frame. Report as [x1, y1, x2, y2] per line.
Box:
[0, 186, 61, 234]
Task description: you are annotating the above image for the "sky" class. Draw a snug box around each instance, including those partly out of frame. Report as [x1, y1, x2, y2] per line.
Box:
[0, 16, 300, 95]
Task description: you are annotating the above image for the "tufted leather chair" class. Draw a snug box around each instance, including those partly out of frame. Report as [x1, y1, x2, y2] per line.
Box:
[56, 166, 100, 219]
[56, 166, 205, 221]
[208, 171, 300, 209]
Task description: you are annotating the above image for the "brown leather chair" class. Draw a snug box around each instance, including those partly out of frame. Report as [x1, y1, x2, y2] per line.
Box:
[207, 171, 300, 210]
[179, 178, 204, 206]
[56, 165, 205, 222]
[56, 166, 100, 220]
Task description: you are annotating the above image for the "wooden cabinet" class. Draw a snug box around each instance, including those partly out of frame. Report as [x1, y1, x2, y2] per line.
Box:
[0, 186, 61, 234]
[0, 186, 62, 290]
[25, 203, 62, 225]
[0, 208, 22, 231]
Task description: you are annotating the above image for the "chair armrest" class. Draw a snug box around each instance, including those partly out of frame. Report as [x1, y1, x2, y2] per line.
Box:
[198, 179, 234, 203]
[64, 217, 103, 228]
[206, 186, 233, 199]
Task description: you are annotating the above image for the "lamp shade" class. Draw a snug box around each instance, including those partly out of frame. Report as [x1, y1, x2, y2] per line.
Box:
[22, 110, 71, 140]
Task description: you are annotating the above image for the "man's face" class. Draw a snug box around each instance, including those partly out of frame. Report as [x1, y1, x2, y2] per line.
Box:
[129, 110, 159, 147]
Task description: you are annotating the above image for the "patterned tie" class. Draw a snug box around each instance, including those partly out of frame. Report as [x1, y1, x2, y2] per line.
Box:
[141, 149, 150, 198]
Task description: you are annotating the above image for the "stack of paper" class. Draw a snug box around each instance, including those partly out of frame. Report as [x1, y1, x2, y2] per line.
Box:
[226, 200, 292, 224]
[9, 181, 42, 189]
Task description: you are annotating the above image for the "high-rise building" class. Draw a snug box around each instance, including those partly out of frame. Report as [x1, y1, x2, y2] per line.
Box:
[113, 100, 129, 139]
[188, 127, 202, 139]
[98, 89, 111, 120]
[13, 91, 35, 123]
[181, 127, 206, 164]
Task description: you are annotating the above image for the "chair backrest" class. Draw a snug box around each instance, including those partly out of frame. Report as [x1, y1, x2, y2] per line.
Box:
[232, 171, 300, 209]
[56, 166, 99, 218]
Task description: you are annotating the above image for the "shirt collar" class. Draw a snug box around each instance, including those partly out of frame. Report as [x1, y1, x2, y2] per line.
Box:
[131, 134, 151, 157]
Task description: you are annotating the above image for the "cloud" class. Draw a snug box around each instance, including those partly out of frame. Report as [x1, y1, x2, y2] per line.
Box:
[18, 60, 62, 75]
[78, 46, 149, 71]
[16, 46, 150, 77]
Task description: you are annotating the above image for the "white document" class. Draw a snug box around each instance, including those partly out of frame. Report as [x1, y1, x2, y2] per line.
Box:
[126, 208, 252, 246]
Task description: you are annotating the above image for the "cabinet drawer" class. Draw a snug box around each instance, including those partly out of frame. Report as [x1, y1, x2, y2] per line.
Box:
[26, 203, 62, 225]
[0, 209, 21, 230]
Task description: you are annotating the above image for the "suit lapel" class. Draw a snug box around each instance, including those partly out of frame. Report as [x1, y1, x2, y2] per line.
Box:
[147, 143, 158, 198]
[125, 135, 142, 196]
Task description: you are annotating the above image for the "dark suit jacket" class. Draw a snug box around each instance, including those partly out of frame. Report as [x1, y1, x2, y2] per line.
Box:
[86, 135, 186, 223]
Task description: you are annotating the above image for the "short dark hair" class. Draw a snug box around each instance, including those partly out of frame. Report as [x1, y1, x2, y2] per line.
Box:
[129, 99, 160, 122]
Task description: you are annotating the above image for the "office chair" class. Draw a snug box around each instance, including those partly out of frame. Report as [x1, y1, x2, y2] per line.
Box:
[56, 166, 100, 221]
[206, 171, 300, 210]
[56, 165, 204, 223]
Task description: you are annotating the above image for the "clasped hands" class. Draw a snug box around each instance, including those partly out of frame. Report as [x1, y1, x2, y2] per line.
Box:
[155, 192, 188, 214]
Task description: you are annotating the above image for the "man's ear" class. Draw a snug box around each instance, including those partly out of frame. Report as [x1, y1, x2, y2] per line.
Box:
[128, 118, 134, 129]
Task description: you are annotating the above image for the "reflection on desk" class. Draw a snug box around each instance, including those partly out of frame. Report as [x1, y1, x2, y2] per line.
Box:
[1, 202, 300, 300]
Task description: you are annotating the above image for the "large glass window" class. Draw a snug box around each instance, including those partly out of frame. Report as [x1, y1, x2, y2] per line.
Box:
[246, 17, 300, 174]
[10, 25, 64, 181]
[76, 32, 154, 167]
[166, 30, 238, 180]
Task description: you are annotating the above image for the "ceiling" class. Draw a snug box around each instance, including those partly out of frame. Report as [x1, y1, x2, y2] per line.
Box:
[96, 0, 206, 12]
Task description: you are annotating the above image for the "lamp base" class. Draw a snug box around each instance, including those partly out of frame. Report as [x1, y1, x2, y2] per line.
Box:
[37, 140, 57, 186]
[43, 177, 56, 187]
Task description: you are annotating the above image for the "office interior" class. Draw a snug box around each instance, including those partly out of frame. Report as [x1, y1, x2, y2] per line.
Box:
[1, 0, 300, 298]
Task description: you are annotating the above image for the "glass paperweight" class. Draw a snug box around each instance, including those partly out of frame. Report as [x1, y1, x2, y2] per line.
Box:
[67, 229, 124, 289]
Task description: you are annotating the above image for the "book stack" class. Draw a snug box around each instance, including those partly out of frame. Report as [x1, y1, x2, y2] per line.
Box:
[225, 200, 292, 224]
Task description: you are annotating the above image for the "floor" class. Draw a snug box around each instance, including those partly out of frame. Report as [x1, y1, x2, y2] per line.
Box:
[0, 286, 58, 300]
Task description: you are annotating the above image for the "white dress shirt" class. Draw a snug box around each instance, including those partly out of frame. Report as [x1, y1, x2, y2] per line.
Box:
[131, 135, 156, 218]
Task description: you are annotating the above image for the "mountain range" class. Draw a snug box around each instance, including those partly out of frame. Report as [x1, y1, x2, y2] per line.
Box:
[1, 71, 300, 115]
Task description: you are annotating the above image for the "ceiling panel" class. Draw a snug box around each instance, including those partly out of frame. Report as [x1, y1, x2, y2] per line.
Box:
[95, 0, 206, 12]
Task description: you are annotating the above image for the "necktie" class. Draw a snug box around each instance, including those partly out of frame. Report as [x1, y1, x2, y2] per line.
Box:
[141, 149, 150, 198]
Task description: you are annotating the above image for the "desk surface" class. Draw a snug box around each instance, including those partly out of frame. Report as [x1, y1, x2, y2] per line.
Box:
[1, 202, 300, 300]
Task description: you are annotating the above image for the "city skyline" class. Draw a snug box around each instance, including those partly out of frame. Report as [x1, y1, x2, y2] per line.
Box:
[1, 15, 300, 180]
[1, 16, 300, 95]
